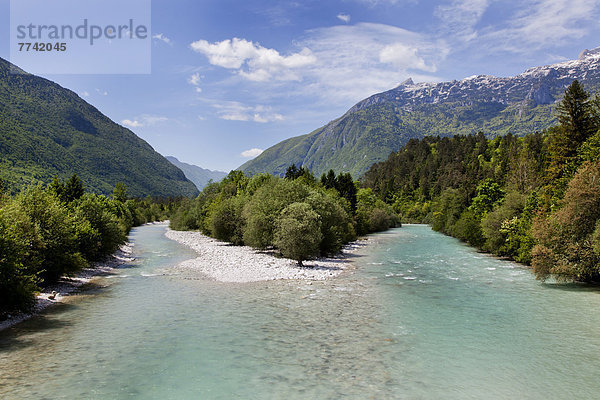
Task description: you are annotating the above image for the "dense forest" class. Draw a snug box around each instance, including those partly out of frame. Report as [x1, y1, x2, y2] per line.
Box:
[0, 175, 178, 317]
[170, 166, 399, 266]
[362, 80, 600, 283]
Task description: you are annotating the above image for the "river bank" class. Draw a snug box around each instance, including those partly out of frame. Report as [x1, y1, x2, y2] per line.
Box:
[165, 228, 367, 282]
[0, 242, 135, 332]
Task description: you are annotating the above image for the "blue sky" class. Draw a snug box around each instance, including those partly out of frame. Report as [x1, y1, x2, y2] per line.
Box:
[2, 0, 600, 171]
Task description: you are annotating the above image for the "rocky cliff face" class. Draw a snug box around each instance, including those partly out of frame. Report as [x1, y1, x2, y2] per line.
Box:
[240, 48, 600, 178]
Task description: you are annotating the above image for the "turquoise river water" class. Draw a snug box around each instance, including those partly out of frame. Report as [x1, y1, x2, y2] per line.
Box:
[2, 224, 600, 399]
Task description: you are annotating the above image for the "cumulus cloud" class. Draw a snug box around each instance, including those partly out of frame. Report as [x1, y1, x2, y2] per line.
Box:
[337, 14, 351, 23]
[122, 119, 142, 128]
[379, 43, 437, 72]
[190, 37, 317, 82]
[191, 24, 446, 104]
[240, 148, 264, 158]
[153, 33, 172, 45]
[81, 91, 90, 97]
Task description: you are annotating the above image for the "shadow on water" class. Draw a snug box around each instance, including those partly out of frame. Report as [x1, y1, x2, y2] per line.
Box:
[0, 303, 76, 351]
[541, 281, 600, 293]
[0, 280, 112, 352]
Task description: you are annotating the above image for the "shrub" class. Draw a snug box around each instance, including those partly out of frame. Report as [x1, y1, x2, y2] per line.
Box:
[208, 196, 247, 245]
[73, 194, 126, 260]
[274, 202, 322, 266]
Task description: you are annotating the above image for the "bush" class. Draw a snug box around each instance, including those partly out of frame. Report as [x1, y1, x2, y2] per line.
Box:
[208, 196, 247, 245]
[532, 161, 600, 281]
[306, 191, 355, 255]
[0, 206, 41, 314]
[11, 186, 85, 282]
[73, 194, 126, 260]
[243, 180, 309, 249]
[274, 202, 322, 266]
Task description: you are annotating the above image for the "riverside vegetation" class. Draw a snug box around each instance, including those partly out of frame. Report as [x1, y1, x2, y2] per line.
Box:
[363, 81, 600, 283]
[0, 175, 178, 317]
[170, 166, 399, 267]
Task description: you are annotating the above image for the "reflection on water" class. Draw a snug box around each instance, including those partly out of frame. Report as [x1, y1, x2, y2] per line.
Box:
[2, 224, 600, 399]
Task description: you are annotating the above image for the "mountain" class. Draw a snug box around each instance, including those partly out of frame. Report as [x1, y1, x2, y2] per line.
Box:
[0, 58, 199, 197]
[240, 47, 600, 178]
[165, 156, 227, 190]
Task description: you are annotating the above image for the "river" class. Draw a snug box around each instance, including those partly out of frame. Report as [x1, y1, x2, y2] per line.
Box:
[1, 224, 600, 399]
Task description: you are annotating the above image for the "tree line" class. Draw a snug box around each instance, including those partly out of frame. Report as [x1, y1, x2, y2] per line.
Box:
[170, 166, 399, 267]
[0, 175, 177, 317]
[362, 80, 600, 283]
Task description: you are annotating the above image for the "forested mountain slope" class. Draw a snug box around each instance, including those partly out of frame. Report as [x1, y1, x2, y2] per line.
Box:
[240, 47, 600, 178]
[0, 58, 199, 197]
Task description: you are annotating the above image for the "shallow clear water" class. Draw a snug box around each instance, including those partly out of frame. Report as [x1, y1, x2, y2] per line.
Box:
[2, 224, 600, 399]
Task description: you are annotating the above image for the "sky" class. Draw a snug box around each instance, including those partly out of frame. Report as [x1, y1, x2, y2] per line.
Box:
[2, 0, 600, 172]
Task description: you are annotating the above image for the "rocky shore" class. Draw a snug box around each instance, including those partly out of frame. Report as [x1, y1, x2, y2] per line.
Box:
[0, 243, 135, 332]
[165, 229, 365, 282]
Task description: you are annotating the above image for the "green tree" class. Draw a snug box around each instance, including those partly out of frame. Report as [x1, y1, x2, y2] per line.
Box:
[532, 161, 600, 281]
[63, 174, 85, 203]
[74, 194, 126, 260]
[274, 202, 322, 266]
[10, 185, 85, 282]
[469, 179, 504, 216]
[208, 195, 247, 245]
[243, 180, 309, 249]
[113, 182, 129, 203]
[556, 80, 597, 146]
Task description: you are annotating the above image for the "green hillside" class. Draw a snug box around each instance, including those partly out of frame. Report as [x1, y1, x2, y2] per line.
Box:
[0, 58, 198, 197]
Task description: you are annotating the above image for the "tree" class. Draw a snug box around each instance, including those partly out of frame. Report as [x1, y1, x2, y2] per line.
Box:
[556, 80, 597, 146]
[63, 174, 85, 203]
[274, 202, 322, 266]
[321, 169, 336, 189]
[334, 173, 358, 212]
[469, 179, 504, 216]
[547, 81, 599, 186]
[113, 182, 128, 203]
[208, 195, 247, 245]
[243, 179, 309, 249]
[532, 161, 600, 281]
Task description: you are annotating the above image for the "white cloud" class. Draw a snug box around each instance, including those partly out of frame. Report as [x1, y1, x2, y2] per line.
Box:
[485, 0, 600, 51]
[379, 43, 437, 72]
[153, 33, 172, 45]
[121, 115, 168, 128]
[213, 101, 284, 123]
[190, 37, 317, 82]
[296, 23, 448, 101]
[122, 119, 142, 128]
[95, 88, 108, 96]
[191, 24, 447, 104]
[435, 0, 489, 42]
[241, 148, 264, 158]
[337, 14, 351, 23]
[81, 91, 90, 97]
[188, 72, 201, 86]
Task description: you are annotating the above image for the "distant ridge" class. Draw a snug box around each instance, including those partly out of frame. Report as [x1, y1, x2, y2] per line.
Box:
[166, 156, 227, 190]
[240, 47, 600, 178]
[0, 57, 199, 197]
